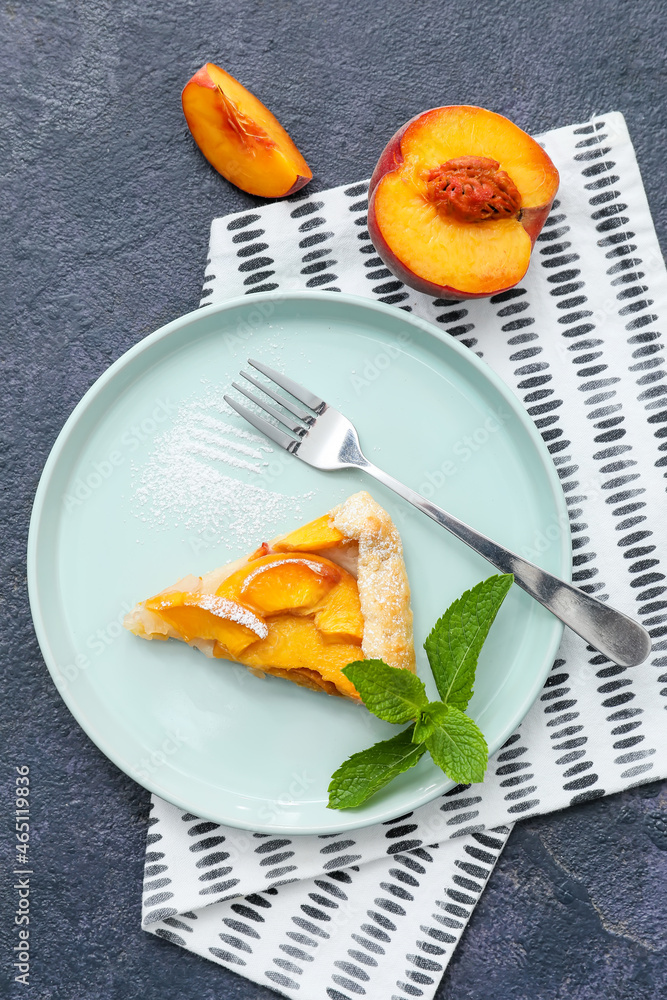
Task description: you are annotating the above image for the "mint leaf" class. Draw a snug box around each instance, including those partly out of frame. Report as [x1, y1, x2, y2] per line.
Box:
[423, 702, 488, 784]
[327, 725, 427, 809]
[424, 574, 513, 710]
[342, 660, 428, 724]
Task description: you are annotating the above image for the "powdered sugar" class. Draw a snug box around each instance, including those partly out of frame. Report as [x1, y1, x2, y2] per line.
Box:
[195, 595, 268, 637]
[131, 384, 315, 551]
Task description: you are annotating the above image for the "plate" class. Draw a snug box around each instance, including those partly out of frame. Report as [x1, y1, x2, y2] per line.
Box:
[28, 291, 569, 834]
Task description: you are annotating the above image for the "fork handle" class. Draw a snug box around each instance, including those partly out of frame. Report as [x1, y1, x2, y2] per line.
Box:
[362, 462, 651, 668]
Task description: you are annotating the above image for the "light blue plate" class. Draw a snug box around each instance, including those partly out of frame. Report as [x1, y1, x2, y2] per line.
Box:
[28, 292, 569, 834]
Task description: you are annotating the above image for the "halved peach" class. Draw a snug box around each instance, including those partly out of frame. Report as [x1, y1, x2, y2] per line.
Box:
[182, 62, 312, 198]
[368, 106, 559, 299]
[145, 592, 267, 656]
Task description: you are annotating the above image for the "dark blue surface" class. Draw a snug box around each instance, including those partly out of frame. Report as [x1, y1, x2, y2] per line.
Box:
[1, 1, 665, 997]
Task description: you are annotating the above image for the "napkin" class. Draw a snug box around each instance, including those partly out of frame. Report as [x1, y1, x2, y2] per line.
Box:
[141, 112, 667, 999]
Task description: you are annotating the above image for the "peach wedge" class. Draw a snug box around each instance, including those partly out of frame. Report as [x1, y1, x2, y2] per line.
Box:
[182, 62, 312, 198]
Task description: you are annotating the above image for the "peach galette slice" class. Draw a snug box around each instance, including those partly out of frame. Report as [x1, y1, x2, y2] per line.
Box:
[124, 491, 415, 700]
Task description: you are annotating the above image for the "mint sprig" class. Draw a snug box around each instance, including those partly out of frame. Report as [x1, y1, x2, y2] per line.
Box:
[327, 573, 513, 810]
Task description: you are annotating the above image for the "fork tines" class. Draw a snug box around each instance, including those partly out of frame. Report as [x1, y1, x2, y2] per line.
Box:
[247, 359, 326, 413]
[223, 359, 327, 453]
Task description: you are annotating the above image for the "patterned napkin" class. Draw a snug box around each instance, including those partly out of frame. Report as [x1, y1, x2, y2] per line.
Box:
[142, 112, 667, 999]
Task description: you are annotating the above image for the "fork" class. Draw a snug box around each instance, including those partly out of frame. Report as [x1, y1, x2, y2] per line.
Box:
[224, 359, 652, 668]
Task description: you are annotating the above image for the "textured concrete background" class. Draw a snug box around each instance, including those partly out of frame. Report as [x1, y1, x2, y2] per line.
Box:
[1, 1, 665, 997]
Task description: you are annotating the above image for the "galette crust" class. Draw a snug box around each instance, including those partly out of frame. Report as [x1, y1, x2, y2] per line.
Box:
[330, 492, 415, 674]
